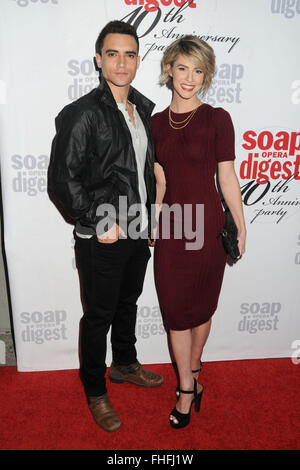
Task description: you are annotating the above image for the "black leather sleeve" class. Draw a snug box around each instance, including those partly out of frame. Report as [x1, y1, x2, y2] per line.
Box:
[47, 106, 98, 224]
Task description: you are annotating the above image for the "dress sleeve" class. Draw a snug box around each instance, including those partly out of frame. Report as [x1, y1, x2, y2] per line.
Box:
[214, 108, 236, 162]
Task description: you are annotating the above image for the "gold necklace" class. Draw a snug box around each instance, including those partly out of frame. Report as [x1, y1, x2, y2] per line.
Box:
[168, 105, 201, 130]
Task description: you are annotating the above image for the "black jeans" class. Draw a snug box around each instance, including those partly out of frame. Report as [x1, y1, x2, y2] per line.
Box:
[74, 234, 151, 397]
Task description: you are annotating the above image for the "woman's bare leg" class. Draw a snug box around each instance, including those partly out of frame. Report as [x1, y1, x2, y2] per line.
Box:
[191, 318, 212, 378]
[169, 329, 194, 424]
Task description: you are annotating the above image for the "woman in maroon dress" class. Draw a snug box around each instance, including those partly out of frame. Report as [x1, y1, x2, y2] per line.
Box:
[151, 36, 246, 428]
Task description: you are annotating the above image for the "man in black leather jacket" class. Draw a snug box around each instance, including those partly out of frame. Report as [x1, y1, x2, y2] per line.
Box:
[47, 21, 163, 432]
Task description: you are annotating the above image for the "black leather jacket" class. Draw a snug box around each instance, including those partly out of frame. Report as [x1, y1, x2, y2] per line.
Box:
[47, 78, 156, 234]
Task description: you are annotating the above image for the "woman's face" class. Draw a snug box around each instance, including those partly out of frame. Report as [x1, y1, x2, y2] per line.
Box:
[167, 54, 204, 102]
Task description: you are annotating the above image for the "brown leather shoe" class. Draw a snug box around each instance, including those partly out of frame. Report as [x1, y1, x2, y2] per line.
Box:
[109, 361, 164, 387]
[87, 393, 121, 432]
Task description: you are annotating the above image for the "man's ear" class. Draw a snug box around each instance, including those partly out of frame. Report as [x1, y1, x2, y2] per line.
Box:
[95, 53, 102, 70]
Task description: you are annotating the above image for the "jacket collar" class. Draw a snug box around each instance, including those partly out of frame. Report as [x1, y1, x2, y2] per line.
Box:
[96, 75, 155, 118]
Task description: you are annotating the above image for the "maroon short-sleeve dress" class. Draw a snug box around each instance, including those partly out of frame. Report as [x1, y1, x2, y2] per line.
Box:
[151, 104, 236, 330]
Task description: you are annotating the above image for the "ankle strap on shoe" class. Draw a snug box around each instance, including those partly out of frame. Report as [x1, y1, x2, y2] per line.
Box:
[192, 361, 203, 374]
[179, 379, 198, 395]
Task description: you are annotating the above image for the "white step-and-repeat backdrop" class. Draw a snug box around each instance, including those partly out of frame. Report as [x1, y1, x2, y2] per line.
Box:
[0, 0, 299, 372]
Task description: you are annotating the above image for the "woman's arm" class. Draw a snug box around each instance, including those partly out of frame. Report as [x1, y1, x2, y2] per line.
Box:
[154, 162, 167, 211]
[149, 162, 166, 246]
[217, 161, 246, 256]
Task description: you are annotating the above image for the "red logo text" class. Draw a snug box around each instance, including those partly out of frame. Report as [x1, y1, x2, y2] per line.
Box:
[124, 0, 196, 13]
[240, 130, 300, 184]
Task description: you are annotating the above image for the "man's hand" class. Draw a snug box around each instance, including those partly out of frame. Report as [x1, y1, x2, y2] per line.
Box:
[97, 223, 127, 244]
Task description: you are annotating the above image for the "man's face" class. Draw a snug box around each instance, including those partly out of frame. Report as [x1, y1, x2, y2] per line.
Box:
[96, 33, 140, 91]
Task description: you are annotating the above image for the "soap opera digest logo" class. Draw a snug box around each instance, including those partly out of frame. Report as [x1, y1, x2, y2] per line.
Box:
[238, 302, 280, 334]
[271, 0, 300, 19]
[12, 0, 58, 7]
[205, 63, 243, 107]
[124, 0, 196, 13]
[20, 309, 68, 345]
[11, 154, 49, 196]
[238, 128, 300, 224]
[136, 305, 165, 339]
[67, 0, 241, 102]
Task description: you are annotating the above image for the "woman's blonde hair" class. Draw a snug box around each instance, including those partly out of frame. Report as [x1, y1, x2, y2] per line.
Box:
[160, 35, 215, 96]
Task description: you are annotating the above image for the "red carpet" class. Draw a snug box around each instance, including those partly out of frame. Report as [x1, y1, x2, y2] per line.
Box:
[0, 359, 299, 450]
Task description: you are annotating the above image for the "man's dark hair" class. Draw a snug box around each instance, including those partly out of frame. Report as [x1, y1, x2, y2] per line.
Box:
[95, 20, 139, 55]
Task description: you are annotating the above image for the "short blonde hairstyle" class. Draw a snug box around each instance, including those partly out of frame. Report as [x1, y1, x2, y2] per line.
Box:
[160, 35, 215, 96]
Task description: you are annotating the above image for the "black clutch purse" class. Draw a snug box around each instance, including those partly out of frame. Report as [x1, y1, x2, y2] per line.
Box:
[217, 209, 240, 260]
